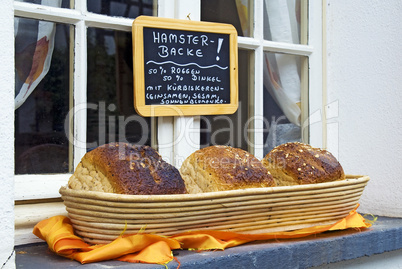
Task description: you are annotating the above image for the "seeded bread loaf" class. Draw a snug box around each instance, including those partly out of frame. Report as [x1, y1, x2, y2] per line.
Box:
[179, 145, 276, 194]
[261, 142, 345, 186]
[68, 142, 186, 195]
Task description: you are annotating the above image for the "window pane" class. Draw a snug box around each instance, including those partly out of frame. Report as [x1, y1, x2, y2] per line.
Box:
[87, 0, 153, 18]
[201, 0, 252, 37]
[15, 0, 71, 9]
[87, 28, 152, 149]
[263, 0, 302, 44]
[200, 50, 251, 150]
[14, 18, 71, 174]
[263, 52, 302, 155]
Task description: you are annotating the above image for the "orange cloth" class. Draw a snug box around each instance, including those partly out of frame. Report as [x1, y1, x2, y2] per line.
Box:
[33, 207, 371, 266]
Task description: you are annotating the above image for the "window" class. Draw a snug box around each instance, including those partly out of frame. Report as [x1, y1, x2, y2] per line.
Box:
[15, 18, 71, 175]
[199, 0, 322, 158]
[14, 0, 323, 245]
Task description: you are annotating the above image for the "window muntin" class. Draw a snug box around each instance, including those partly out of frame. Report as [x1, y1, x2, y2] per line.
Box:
[15, 0, 71, 9]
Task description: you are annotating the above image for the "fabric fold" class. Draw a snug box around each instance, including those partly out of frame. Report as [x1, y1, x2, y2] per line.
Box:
[33, 207, 371, 266]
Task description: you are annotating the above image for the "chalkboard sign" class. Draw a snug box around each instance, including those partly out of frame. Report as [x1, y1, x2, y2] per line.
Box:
[132, 16, 238, 117]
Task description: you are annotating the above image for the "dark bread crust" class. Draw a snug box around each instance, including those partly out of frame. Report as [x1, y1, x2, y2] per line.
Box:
[262, 142, 345, 185]
[81, 142, 186, 194]
[180, 145, 275, 193]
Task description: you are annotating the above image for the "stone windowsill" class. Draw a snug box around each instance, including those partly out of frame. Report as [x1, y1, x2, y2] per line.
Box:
[15, 216, 402, 269]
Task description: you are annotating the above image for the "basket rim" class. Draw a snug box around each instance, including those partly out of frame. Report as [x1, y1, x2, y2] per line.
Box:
[60, 175, 369, 202]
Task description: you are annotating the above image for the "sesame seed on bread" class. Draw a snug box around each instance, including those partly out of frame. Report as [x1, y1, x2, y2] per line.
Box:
[180, 145, 276, 193]
[261, 142, 345, 186]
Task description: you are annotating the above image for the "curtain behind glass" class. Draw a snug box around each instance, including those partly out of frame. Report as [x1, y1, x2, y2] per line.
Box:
[14, 18, 70, 174]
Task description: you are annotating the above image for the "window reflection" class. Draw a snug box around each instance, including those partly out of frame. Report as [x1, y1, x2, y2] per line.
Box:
[87, 0, 153, 18]
[263, 0, 302, 44]
[263, 52, 302, 154]
[87, 28, 152, 149]
[200, 50, 250, 151]
[14, 18, 70, 174]
[201, 0, 252, 37]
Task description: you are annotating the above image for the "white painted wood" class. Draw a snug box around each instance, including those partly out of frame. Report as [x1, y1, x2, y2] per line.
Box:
[14, 202, 67, 246]
[15, 227, 44, 246]
[262, 40, 313, 56]
[172, 0, 201, 168]
[85, 14, 133, 31]
[175, 0, 200, 21]
[157, 116, 175, 163]
[251, 0, 265, 159]
[307, 1, 324, 148]
[14, 1, 82, 23]
[1, 0, 15, 265]
[173, 116, 200, 168]
[14, 175, 69, 200]
[15, 1, 134, 31]
[72, 20, 89, 169]
[157, 0, 176, 18]
[74, 0, 86, 12]
[237, 36, 261, 50]
[321, 0, 328, 149]
[156, 0, 176, 161]
[239, 37, 317, 57]
[14, 202, 67, 228]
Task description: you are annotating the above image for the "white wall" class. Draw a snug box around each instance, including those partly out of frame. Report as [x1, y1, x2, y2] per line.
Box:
[0, 0, 15, 268]
[326, 0, 402, 217]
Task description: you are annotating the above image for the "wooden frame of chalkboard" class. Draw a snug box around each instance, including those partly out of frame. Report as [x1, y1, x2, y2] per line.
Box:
[132, 15, 238, 117]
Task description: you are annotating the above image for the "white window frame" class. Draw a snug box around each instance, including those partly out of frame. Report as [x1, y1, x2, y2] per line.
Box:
[14, 0, 324, 245]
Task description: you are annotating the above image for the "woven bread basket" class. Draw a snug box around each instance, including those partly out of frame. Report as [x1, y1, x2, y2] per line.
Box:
[60, 175, 369, 244]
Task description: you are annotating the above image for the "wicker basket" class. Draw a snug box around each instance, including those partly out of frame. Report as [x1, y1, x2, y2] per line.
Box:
[59, 175, 369, 244]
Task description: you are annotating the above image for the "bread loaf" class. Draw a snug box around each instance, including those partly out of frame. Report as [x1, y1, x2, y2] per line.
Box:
[180, 145, 276, 194]
[68, 142, 186, 194]
[261, 142, 345, 186]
